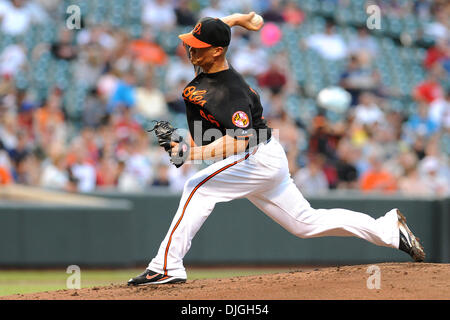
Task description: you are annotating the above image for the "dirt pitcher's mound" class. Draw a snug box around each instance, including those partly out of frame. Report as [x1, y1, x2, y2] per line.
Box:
[4, 263, 450, 300]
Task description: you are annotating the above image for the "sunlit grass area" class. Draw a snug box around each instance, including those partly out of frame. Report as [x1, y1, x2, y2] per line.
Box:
[0, 267, 295, 296]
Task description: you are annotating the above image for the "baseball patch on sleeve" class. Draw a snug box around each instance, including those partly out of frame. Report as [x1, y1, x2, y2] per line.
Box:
[232, 111, 250, 128]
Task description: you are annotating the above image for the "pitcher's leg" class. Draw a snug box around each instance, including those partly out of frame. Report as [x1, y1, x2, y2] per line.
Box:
[248, 178, 400, 249]
[147, 152, 256, 278]
[147, 184, 216, 279]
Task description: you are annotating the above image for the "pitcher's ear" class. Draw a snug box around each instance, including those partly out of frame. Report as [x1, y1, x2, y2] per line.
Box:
[213, 46, 225, 57]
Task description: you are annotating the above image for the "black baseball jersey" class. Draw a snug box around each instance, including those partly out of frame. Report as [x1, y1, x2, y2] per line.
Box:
[182, 66, 272, 147]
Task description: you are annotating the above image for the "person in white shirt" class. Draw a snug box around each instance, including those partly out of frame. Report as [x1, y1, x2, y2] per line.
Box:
[40, 154, 69, 190]
[230, 35, 269, 77]
[354, 92, 385, 126]
[424, 10, 449, 42]
[200, 0, 227, 20]
[304, 20, 348, 61]
[293, 154, 329, 195]
[419, 156, 449, 197]
[348, 27, 379, 58]
[0, 44, 26, 77]
[429, 90, 450, 130]
[68, 139, 96, 193]
[142, 0, 176, 30]
[0, 0, 47, 36]
[135, 77, 168, 121]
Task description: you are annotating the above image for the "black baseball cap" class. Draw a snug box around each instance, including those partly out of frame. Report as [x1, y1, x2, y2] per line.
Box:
[178, 17, 231, 48]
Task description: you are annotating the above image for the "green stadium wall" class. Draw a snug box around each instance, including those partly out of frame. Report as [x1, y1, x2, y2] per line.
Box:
[0, 191, 448, 267]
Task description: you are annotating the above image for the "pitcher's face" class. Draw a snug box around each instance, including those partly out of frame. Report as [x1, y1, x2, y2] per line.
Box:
[187, 45, 224, 69]
[188, 46, 213, 66]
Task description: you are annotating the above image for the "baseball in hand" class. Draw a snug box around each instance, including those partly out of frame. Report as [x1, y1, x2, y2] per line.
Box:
[250, 14, 264, 28]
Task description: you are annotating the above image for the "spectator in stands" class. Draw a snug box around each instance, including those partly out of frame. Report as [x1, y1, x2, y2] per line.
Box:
[40, 151, 69, 190]
[165, 44, 195, 88]
[80, 127, 100, 165]
[0, 0, 47, 36]
[68, 138, 96, 193]
[200, 0, 226, 20]
[95, 155, 119, 189]
[257, 59, 287, 95]
[108, 72, 137, 113]
[166, 79, 188, 114]
[282, 0, 305, 26]
[303, 20, 348, 61]
[112, 107, 142, 154]
[51, 28, 78, 61]
[353, 91, 385, 126]
[423, 39, 450, 71]
[293, 153, 329, 195]
[0, 112, 18, 151]
[307, 115, 339, 162]
[230, 35, 269, 77]
[97, 70, 120, 102]
[0, 44, 27, 78]
[8, 130, 30, 169]
[397, 151, 432, 196]
[0, 139, 12, 184]
[429, 89, 450, 130]
[348, 26, 379, 59]
[152, 163, 170, 187]
[412, 64, 445, 104]
[135, 73, 168, 121]
[76, 25, 117, 51]
[120, 136, 153, 190]
[82, 88, 107, 129]
[335, 139, 359, 190]
[340, 53, 381, 106]
[14, 151, 40, 186]
[267, 95, 300, 174]
[414, 0, 433, 21]
[411, 135, 427, 160]
[262, 0, 284, 23]
[174, 0, 197, 26]
[0, 165, 12, 184]
[33, 88, 66, 147]
[360, 151, 397, 193]
[73, 43, 104, 88]
[424, 5, 449, 42]
[218, 0, 255, 15]
[419, 156, 449, 196]
[128, 27, 168, 66]
[17, 99, 36, 137]
[403, 102, 439, 141]
[142, 0, 176, 31]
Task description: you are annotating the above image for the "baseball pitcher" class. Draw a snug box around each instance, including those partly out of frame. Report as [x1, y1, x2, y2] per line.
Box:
[128, 12, 425, 285]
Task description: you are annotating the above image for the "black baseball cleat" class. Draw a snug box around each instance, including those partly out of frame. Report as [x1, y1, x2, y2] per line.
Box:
[397, 210, 425, 262]
[127, 269, 186, 286]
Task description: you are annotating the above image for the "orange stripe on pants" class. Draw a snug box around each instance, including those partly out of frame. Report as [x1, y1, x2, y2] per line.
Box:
[163, 152, 252, 275]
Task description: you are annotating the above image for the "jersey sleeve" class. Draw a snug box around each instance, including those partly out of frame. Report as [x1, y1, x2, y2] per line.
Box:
[216, 99, 254, 140]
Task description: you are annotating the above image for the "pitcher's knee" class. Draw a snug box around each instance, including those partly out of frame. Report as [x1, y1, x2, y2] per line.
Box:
[287, 207, 323, 239]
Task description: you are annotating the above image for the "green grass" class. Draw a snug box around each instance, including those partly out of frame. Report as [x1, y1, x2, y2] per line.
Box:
[0, 267, 293, 296]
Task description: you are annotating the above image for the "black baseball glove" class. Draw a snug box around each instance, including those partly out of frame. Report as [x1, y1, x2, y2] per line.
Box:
[147, 120, 190, 168]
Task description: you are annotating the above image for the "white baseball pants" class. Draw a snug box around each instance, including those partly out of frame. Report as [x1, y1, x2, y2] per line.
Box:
[148, 138, 400, 279]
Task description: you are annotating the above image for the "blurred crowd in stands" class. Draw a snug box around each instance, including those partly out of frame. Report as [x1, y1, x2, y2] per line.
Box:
[0, 0, 449, 196]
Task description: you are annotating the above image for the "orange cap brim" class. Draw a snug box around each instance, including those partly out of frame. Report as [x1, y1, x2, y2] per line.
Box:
[178, 33, 211, 48]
